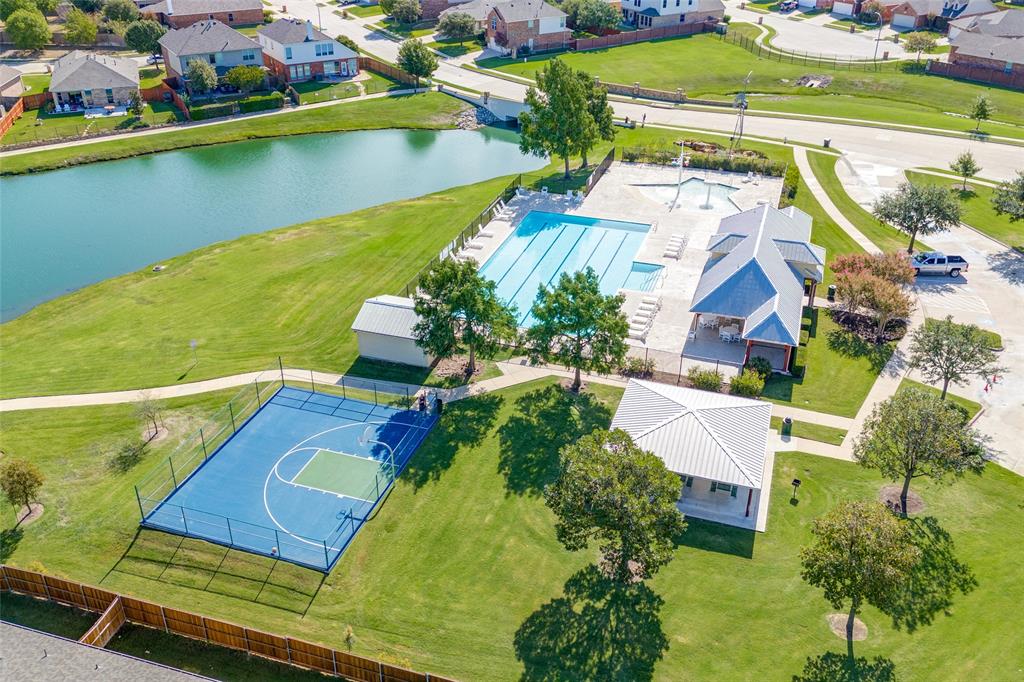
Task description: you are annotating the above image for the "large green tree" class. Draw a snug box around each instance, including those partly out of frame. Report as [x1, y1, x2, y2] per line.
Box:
[70, 0, 103, 12]
[563, 0, 620, 30]
[902, 31, 936, 63]
[436, 11, 477, 43]
[0, 0, 34, 21]
[389, 0, 420, 23]
[576, 69, 615, 169]
[186, 58, 218, 93]
[991, 170, 1024, 221]
[872, 181, 962, 253]
[526, 268, 628, 392]
[0, 458, 44, 522]
[64, 6, 98, 45]
[800, 501, 919, 654]
[396, 38, 437, 91]
[124, 18, 165, 55]
[225, 64, 264, 93]
[102, 0, 138, 22]
[853, 388, 986, 516]
[544, 428, 686, 583]
[519, 58, 596, 179]
[413, 258, 518, 375]
[907, 316, 1001, 399]
[6, 8, 50, 49]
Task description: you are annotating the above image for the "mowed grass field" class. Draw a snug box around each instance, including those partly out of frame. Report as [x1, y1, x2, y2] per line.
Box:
[0, 93, 469, 176]
[1, 379, 1021, 680]
[479, 28, 1024, 139]
[905, 171, 1024, 250]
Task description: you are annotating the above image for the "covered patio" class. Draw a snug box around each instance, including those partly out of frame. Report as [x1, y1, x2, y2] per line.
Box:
[684, 313, 793, 372]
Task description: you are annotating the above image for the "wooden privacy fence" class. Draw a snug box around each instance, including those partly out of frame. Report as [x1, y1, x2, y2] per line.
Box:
[0, 97, 24, 140]
[358, 56, 418, 86]
[926, 60, 1024, 91]
[574, 20, 714, 51]
[1, 565, 457, 682]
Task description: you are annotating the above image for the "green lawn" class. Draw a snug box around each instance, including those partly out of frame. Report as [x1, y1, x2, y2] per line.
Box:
[0, 592, 98, 639]
[0, 173, 513, 399]
[428, 34, 485, 57]
[362, 70, 407, 94]
[479, 27, 1024, 138]
[138, 66, 168, 88]
[905, 171, 1024, 250]
[291, 78, 362, 104]
[896, 378, 983, 419]
[806, 150, 925, 253]
[769, 416, 848, 445]
[0, 92, 468, 175]
[20, 72, 51, 94]
[1, 103, 183, 147]
[1, 379, 1021, 680]
[371, 18, 435, 38]
[342, 2, 384, 17]
[763, 307, 894, 417]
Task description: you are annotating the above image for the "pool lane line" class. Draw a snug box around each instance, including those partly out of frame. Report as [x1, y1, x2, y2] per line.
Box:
[487, 221, 556, 289]
[509, 225, 584, 326]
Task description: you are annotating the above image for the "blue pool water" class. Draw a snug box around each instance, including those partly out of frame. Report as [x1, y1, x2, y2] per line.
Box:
[478, 211, 661, 326]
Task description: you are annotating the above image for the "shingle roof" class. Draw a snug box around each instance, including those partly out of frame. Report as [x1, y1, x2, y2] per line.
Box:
[0, 64, 22, 87]
[159, 20, 259, 55]
[898, 0, 997, 16]
[950, 8, 1024, 36]
[492, 0, 566, 23]
[610, 379, 772, 489]
[351, 295, 422, 339]
[690, 204, 823, 347]
[951, 31, 1024, 62]
[50, 51, 139, 93]
[257, 18, 355, 57]
[440, 0, 495, 20]
[145, 0, 262, 15]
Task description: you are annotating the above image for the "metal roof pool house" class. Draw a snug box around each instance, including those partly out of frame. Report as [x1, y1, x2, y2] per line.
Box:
[351, 295, 433, 368]
[688, 204, 825, 373]
[611, 379, 774, 531]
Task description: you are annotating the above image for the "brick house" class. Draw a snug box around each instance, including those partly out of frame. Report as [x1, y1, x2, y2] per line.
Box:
[621, 0, 724, 28]
[485, 0, 570, 56]
[0, 64, 24, 98]
[890, 0, 997, 31]
[438, 0, 494, 31]
[49, 51, 139, 109]
[143, 0, 264, 28]
[159, 20, 263, 81]
[257, 18, 358, 82]
[948, 11, 1024, 72]
[422, 0, 479, 20]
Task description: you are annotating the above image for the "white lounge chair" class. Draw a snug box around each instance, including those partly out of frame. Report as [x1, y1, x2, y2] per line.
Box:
[541, 186, 549, 194]
[742, 171, 753, 184]
[642, 295, 661, 309]
[466, 242, 484, 250]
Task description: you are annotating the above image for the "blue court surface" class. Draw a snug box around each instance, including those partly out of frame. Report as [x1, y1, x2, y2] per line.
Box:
[477, 210, 661, 327]
[141, 386, 437, 571]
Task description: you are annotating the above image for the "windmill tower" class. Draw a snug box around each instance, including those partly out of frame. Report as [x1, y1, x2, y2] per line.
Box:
[729, 71, 752, 156]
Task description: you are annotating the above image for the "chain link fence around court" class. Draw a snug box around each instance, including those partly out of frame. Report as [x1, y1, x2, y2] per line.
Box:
[720, 29, 906, 71]
[133, 359, 428, 571]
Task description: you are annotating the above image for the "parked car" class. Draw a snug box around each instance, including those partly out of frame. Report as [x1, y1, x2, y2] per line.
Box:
[147, 54, 164, 65]
[910, 251, 969, 277]
[779, 1, 798, 11]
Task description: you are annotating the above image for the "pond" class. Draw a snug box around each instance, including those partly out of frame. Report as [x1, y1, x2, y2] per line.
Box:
[0, 127, 545, 321]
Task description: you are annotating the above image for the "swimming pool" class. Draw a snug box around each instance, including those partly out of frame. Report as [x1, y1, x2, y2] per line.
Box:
[478, 211, 661, 326]
[636, 178, 739, 213]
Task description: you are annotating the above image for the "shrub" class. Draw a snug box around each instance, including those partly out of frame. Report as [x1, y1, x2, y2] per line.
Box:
[780, 163, 800, 207]
[687, 366, 723, 392]
[722, 13, 731, 22]
[745, 356, 773, 378]
[944, 401, 971, 427]
[263, 8, 273, 22]
[189, 101, 235, 120]
[619, 356, 655, 379]
[729, 369, 765, 397]
[238, 91, 284, 113]
[336, 34, 359, 53]
[5, 8, 50, 49]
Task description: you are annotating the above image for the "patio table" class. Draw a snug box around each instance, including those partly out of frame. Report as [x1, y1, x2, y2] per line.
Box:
[720, 325, 740, 342]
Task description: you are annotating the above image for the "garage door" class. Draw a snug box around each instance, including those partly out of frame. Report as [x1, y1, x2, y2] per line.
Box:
[833, 1, 854, 15]
[892, 13, 916, 28]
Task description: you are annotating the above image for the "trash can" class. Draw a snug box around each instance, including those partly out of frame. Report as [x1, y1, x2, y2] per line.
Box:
[782, 416, 793, 436]
[823, 138, 831, 149]
[827, 284, 837, 301]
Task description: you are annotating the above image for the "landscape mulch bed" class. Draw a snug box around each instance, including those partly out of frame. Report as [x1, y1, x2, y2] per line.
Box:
[830, 310, 907, 344]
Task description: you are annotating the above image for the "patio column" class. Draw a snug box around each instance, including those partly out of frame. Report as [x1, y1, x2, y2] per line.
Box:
[807, 281, 817, 307]
[51, 92, 60, 107]
[783, 345, 793, 372]
[743, 340, 752, 365]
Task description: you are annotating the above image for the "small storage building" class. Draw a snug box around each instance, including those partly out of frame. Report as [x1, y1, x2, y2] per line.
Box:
[351, 295, 433, 368]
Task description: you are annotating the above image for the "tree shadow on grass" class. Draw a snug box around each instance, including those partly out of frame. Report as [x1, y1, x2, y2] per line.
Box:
[826, 326, 894, 373]
[792, 651, 897, 682]
[675, 517, 755, 559]
[497, 384, 612, 497]
[881, 516, 977, 633]
[1, 526, 24, 563]
[402, 392, 504, 490]
[514, 564, 669, 681]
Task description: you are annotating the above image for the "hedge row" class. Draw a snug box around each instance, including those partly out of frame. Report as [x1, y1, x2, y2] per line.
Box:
[189, 102, 236, 121]
[620, 146, 785, 176]
[239, 91, 285, 113]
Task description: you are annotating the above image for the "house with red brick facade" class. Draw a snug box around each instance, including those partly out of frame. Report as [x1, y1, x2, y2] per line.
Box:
[422, 0, 479, 20]
[890, 0, 996, 31]
[948, 10, 1024, 73]
[143, 0, 264, 28]
[621, 0, 724, 29]
[438, 0, 494, 31]
[257, 18, 359, 82]
[485, 0, 570, 56]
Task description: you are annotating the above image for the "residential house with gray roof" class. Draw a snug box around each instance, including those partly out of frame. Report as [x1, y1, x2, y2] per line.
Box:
[890, 0, 997, 31]
[949, 10, 1024, 73]
[484, 0, 570, 56]
[143, 0, 264, 28]
[159, 19, 262, 81]
[257, 18, 358, 82]
[49, 51, 139, 110]
[687, 203, 824, 373]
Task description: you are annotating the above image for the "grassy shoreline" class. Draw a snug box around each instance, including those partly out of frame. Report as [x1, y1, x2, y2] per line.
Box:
[0, 93, 469, 177]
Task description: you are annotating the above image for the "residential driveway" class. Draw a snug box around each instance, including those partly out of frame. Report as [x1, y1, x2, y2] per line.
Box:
[723, 0, 914, 59]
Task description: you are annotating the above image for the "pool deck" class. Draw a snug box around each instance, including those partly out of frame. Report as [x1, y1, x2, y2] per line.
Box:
[462, 163, 784, 376]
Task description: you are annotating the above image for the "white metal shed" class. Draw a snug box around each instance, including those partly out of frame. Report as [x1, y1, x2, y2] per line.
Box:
[351, 295, 433, 368]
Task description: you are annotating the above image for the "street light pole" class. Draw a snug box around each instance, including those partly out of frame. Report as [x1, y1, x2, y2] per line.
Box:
[872, 11, 883, 63]
[316, 4, 322, 30]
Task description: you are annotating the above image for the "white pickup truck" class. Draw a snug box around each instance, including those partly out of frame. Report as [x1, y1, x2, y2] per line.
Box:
[911, 251, 969, 278]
